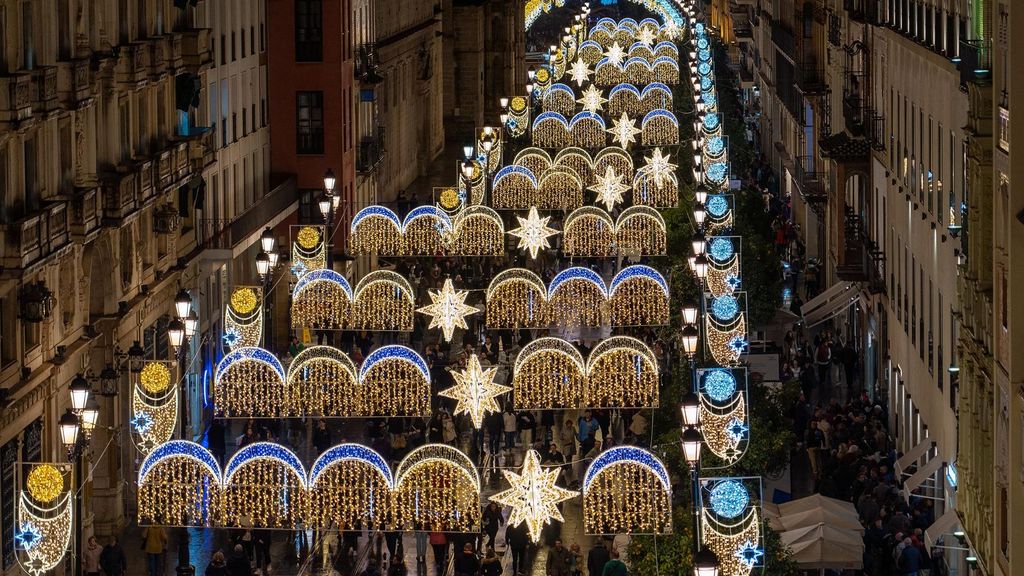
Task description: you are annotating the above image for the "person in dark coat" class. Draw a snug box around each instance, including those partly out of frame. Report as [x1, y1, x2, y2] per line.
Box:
[313, 419, 332, 455]
[481, 502, 504, 549]
[207, 419, 226, 465]
[587, 540, 611, 576]
[227, 545, 251, 576]
[99, 536, 127, 576]
[453, 542, 480, 576]
[546, 539, 572, 576]
[505, 522, 530, 576]
[205, 551, 229, 576]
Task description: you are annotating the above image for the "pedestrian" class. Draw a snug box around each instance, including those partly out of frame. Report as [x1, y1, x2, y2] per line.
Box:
[313, 419, 332, 455]
[208, 419, 227, 466]
[569, 543, 583, 576]
[815, 337, 832, 395]
[486, 410, 504, 457]
[577, 412, 599, 456]
[414, 523, 429, 566]
[253, 529, 271, 575]
[503, 406, 519, 452]
[481, 547, 503, 576]
[482, 502, 504, 549]
[454, 542, 480, 576]
[205, 551, 229, 576]
[429, 530, 449, 575]
[82, 536, 102, 576]
[518, 410, 537, 449]
[227, 544, 251, 576]
[141, 526, 167, 576]
[587, 539, 610, 576]
[601, 549, 628, 576]
[387, 555, 407, 576]
[505, 522, 529, 576]
[442, 412, 458, 445]
[100, 536, 127, 576]
[546, 539, 573, 576]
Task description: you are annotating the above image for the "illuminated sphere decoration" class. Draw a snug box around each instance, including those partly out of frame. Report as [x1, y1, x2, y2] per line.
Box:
[139, 362, 172, 394]
[708, 480, 749, 519]
[711, 295, 740, 321]
[703, 369, 738, 403]
[26, 465, 64, 504]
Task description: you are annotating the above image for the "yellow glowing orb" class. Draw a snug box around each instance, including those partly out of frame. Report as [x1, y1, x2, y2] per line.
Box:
[439, 188, 461, 209]
[139, 362, 172, 394]
[536, 68, 550, 83]
[26, 464, 64, 503]
[230, 288, 258, 315]
[296, 226, 321, 249]
[511, 97, 527, 112]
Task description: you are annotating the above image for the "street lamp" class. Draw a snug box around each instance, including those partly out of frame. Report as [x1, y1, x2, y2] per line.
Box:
[255, 251, 271, 277]
[184, 311, 199, 339]
[323, 168, 336, 194]
[695, 187, 708, 205]
[499, 97, 509, 109]
[681, 325, 699, 358]
[464, 145, 474, 160]
[694, 254, 709, 281]
[318, 193, 332, 219]
[260, 227, 276, 254]
[691, 231, 706, 256]
[167, 318, 186, 350]
[680, 392, 701, 428]
[681, 426, 703, 465]
[80, 400, 100, 439]
[693, 548, 721, 576]
[681, 301, 699, 326]
[59, 409, 80, 453]
[174, 289, 192, 321]
[694, 203, 706, 228]
[70, 374, 91, 412]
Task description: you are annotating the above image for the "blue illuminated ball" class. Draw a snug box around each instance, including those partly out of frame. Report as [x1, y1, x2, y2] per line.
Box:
[711, 295, 739, 321]
[706, 195, 729, 217]
[709, 480, 749, 519]
[709, 237, 733, 262]
[703, 370, 737, 402]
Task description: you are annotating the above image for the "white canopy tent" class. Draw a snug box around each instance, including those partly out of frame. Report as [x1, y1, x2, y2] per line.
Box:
[780, 522, 864, 570]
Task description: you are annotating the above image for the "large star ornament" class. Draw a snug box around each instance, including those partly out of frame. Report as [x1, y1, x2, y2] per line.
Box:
[490, 449, 578, 543]
[643, 147, 677, 188]
[604, 42, 625, 66]
[607, 112, 641, 148]
[588, 166, 630, 211]
[509, 207, 560, 259]
[568, 59, 591, 86]
[637, 27, 657, 46]
[577, 85, 607, 113]
[417, 279, 479, 342]
[440, 354, 511, 429]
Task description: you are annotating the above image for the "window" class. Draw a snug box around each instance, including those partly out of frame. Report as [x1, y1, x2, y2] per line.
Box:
[0, 144, 7, 223]
[220, 34, 226, 65]
[23, 137, 37, 213]
[295, 0, 323, 62]
[999, 106, 1010, 151]
[58, 120, 72, 195]
[0, 295, 14, 366]
[21, 1, 34, 69]
[220, 79, 229, 147]
[296, 91, 324, 154]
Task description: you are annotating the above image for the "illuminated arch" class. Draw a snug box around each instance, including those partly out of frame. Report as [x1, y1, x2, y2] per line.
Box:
[223, 442, 307, 528]
[616, 206, 667, 255]
[512, 337, 586, 410]
[403, 206, 453, 255]
[641, 109, 680, 146]
[552, 147, 595, 185]
[563, 207, 616, 257]
[214, 347, 286, 418]
[608, 83, 643, 117]
[486, 269, 548, 329]
[578, 40, 604, 65]
[492, 165, 540, 210]
[623, 57, 654, 85]
[585, 336, 660, 407]
[611, 28, 635, 48]
[582, 446, 672, 534]
[640, 82, 673, 112]
[542, 83, 577, 116]
[569, 111, 607, 149]
[286, 346, 360, 417]
[653, 41, 678, 58]
[632, 165, 679, 208]
[357, 345, 431, 416]
[548, 267, 607, 327]
[589, 27, 614, 48]
[653, 55, 680, 84]
[594, 58, 623, 86]
[350, 205, 404, 255]
[452, 205, 505, 256]
[538, 166, 585, 209]
[514, 147, 553, 176]
[306, 444, 393, 529]
[628, 42, 655, 61]
[393, 444, 481, 531]
[532, 111, 571, 148]
[593, 147, 634, 180]
[138, 441, 222, 527]
[291, 269, 353, 329]
[352, 270, 415, 331]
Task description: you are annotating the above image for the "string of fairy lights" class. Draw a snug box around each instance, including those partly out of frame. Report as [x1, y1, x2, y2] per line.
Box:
[129, 10, 764, 576]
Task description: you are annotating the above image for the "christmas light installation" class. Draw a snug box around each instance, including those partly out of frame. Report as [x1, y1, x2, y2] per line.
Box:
[138, 441, 222, 527]
[641, 147, 677, 188]
[698, 367, 750, 464]
[509, 207, 560, 258]
[417, 279, 479, 342]
[139, 361, 171, 394]
[578, 40, 604, 65]
[292, 225, 326, 273]
[542, 84, 577, 116]
[440, 354, 511, 428]
[568, 59, 592, 86]
[608, 83, 643, 117]
[131, 375, 178, 454]
[607, 112, 642, 149]
[491, 449, 578, 543]
[563, 208, 616, 257]
[213, 346, 286, 418]
[589, 165, 631, 210]
[616, 206, 668, 255]
[285, 346, 360, 417]
[577, 85, 608, 113]
[393, 444, 481, 531]
[514, 148, 553, 175]
[25, 466, 63, 505]
[355, 345, 432, 417]
[652, 56, 680, 84]
[636, 26, 657, 46]
[306, 443, 393, 530]
[582, 446, 672, 534]
[548, 266, 608, 327]
[553, 147, 595, 185]
[486, 269, 549, 329]
[623, 57, 654, 85]
[538, 166, 586, 208]
[223, 442, 308, 528]
[351, 270, 416, 331]
[594, 147, 635, 181]
[16, 486, 73, 575]
[641, 109, 680, 146]
[512, 338, 586, 409]
[708, 480, 749, 519]
[451, 205, 506, 256]
[640, 82, 673, 112]
[700, 477, 764, 576]
[224, 286, 263, 349]
[607, 265, 671, 326]
[604, 42, 626, 66]
[291, 268, 353, 329]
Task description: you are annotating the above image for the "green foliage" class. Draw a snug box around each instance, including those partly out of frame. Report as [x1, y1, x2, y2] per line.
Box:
[731, 381, 801, 478]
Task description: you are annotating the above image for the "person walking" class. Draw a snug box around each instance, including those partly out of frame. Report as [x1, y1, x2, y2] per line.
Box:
[481, 547, 503, 576]
[100, 536, 127, 576]
[505, 522, 529, 576]
[601, 549, 628, 576]
[568, 543, 583, 576]
[454, 542, 481, 576]
[141, 526, 167, 576]
[313, 419, 332, 456]
[204, 551, 229, 576]
[82, 536, 102, 576]
[227, 545, 251, 576]
[587, 540, 610, 576]
[546, 539, 573, 576]
[482, 502, 504, 550]
[429, 530, 449, 575]
[503, 407, 519, 453]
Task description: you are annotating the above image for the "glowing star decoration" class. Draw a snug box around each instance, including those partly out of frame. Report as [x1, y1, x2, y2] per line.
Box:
[604, 42, 625, 66]
[290, 260, 308, 278]
[577, 85, 607, 113]
[221, 328, 241, 348]
[509, 207, 560, 259]
[728, 336, 749, 355]
[568, 59, 592, 86]
[14, 523, 42, 550]
[130, 412, 154, 434]
[735, 540, 765, 567]
[417, 279, 479, 342]
[637, 26, 657, 46]
[588, 166, 631, 211]
[490, 449, 577, 542]
[440, 354, 511, 429]
[727, 418, 749, 442]
[643, 148, 677, 188]
[607, 112, 641, 148]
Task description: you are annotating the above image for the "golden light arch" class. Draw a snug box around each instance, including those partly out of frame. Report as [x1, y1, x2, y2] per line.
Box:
[306, 444, 393, 530]
[222, 442, 308, 529]
[213, 347, 287, 418]
[137, 441, 222, 527]
[486, 269, 549, 329]
[547, 267, 607, 327]
[393, 444, 482, 531]
[512, 337, 586, 410]
[584, 336, 660, 408]
[514, 147, 553, 176]
[352, 270, 416, 331]
[583, 446, 672, 535]
[553, 147, 595, 185]
[285, 345, 360, 417]
[290, 269, 353, 329]
[452, 205, 505, 256]
[563, 207, 616, 257]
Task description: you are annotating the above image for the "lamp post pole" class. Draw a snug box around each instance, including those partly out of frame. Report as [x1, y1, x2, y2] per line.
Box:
[323, 169, 337, 271]
[169, 289, 197, 576]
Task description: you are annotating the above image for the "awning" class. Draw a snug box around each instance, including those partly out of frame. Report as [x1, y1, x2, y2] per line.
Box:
[924, 507, 961, 551]
[902, 455, 944, 501]
[801, 281, 860, 327]
[894, 438, 936, 478]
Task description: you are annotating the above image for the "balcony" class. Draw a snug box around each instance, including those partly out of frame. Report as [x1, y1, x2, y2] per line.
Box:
[959, 39, 992, 89]
[357, 131, 385, 174]
[770, 19, 797, 61]
[0, 73, 33, 125]
[30, 66, 58, 112]
[844, 0, 881, 25]
[734, 23, 753, 44]
[795, 65, 828, 95]
[837, 204, 885, 293]
[69, 187, 102, 240]
[195, 177, 297, 253]
[56, 58, 94, 107]
[795, 155, 827, 204]
[116, 44, 151, 87]
[100, 167, 140, 225]
[179, 28, 214, 73]
[0, 203, 71, 272]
